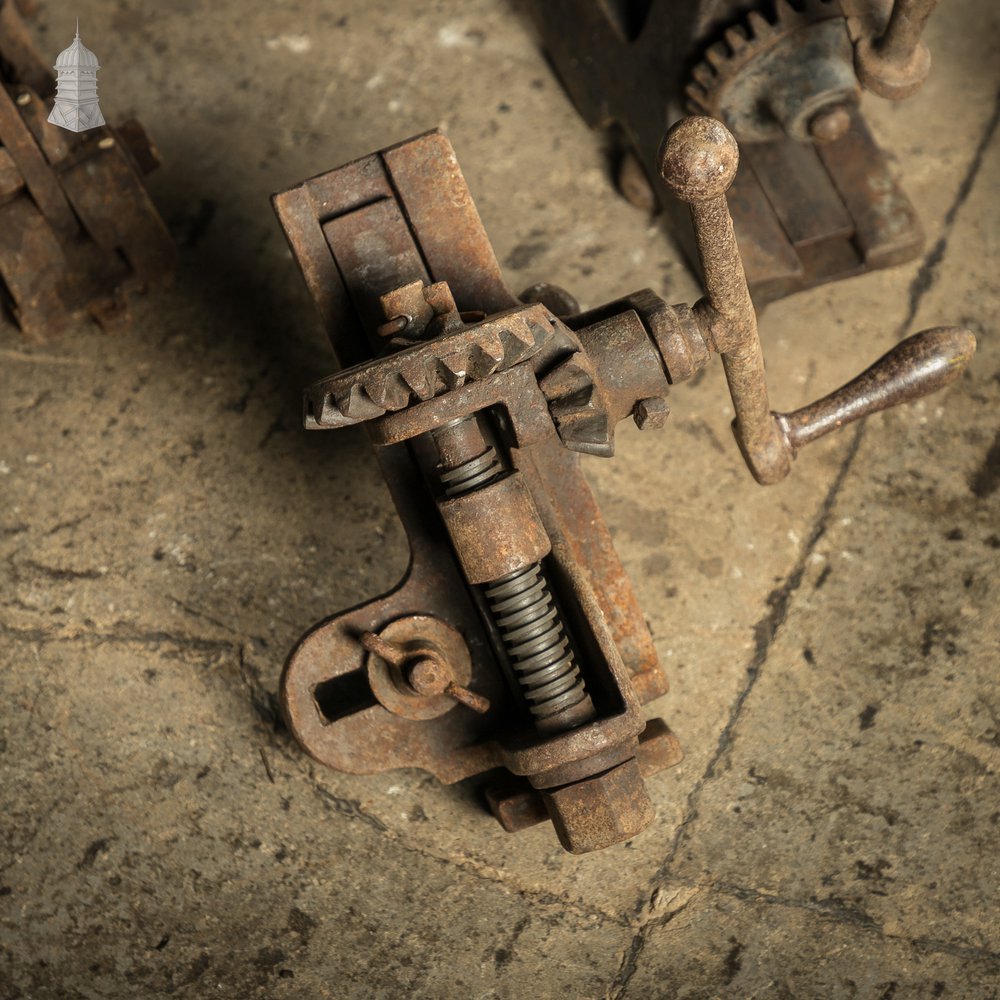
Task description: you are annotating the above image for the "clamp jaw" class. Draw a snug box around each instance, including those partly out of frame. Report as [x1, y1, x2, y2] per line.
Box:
[273, 119, 973, 854]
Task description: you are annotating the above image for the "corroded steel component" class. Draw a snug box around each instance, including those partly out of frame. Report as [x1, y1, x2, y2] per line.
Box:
[273, 122, 974, 854]
[854, 0, 939, 99]
[0, 0, 173, 337]
[659, 117, 975, 485]
[532, 0, 938, 304]
[686, 0, 859, 144]
[360, 616, 486, 721]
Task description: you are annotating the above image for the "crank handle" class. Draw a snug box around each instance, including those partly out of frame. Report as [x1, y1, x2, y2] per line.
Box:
[743, 327, 976, 483]
[657, 116, 976, 485]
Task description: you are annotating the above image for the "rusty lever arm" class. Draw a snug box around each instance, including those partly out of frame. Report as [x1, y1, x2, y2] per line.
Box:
[774, 326, 975, 454]
[657, 116, 976, 485]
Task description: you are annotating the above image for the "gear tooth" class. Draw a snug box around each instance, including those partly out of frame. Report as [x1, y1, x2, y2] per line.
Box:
[364, 371, 410, 411]
[504, 319, 536, 350]
[336, 384, 385, 421]
[468, 342, 503, 378]
[543, 360, 598, 415]
[480, 330, 506, 362]
[304, 390, 334, 428]
[361, 374, 386, 409]
[705, 42, 729, 69]
[773, 0, 797, 22]
[558, 411, 607, 443]
[567, 384, 598, 414]
[691, 62, 715, 87]
[551, 406, 610, 452]
[684, 82, 709, 111]
[399, 361, 435, 401]
[497, 327, 533, 367]
[746, 10, 772, 37]
[436, 351, 469, 390]
[522, 320, 552, 354]
[723, 24, 748, 51]
[427, 361, 448, 397]
[331, 387, 353, 415]
[391, 374, 414, 409]
[318, 393, 339, 425]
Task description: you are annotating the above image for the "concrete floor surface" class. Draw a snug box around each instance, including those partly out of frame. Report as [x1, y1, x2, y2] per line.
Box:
[1, 1, 999, 997]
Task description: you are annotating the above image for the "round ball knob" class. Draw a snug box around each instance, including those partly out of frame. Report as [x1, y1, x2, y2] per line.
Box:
[658, 116, 739, 203]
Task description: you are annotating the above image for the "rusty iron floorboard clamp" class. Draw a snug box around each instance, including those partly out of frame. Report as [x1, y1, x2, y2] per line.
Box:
[272, 118, 974, 854]
[0, 0, 174, 337]
[532, 0, 940, 305]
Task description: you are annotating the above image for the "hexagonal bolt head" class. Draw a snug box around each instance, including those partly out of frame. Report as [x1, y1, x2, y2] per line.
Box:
[633, 396, 670, 431]
[540, 758, 656, 854]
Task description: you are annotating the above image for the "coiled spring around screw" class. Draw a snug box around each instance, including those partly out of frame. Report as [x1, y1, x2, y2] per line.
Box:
[439, 445, 502, 496]
[435, 418, 593, 728]
[484, 564, 589, 723]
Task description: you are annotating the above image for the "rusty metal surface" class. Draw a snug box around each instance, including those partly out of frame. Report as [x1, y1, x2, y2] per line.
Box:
[302, 300, 555, 430]
[855, 0, 939, 99]
[487, 719, 684, 834]
[0, 1, 173, 338]
[775, 327, 977, 452]
[275, 130, 673, 852]
[0, 0, 52, 99]
[530, 0, 928, 304]
[658, 116, 975, 485]
[685, 0, 859, 144]
[274, 121, 974, 854]
[816, 111, 924, 269]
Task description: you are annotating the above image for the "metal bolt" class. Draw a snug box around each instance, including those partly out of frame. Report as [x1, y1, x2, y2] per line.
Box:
[406, 656, 449, 695]
[16, 92, 31, 106]
[376, 314, 410, 339]
[808, 106, 851, 144]
[541, 758, 655, 854]
[633, 396, 669, 431]
[98, 136, 116, 150]
[360, 630, 490, 714]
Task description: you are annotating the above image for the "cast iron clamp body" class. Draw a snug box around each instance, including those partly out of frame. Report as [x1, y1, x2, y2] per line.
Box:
[535, 0, 941, 303]
[275, 117, 974, 854]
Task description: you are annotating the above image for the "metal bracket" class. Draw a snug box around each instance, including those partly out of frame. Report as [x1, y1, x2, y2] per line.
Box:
[0, 0, 174, 337]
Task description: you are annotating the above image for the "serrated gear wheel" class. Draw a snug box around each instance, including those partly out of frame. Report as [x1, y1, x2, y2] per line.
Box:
[685, 0, 860, 144]
[303, 305, 554, 430]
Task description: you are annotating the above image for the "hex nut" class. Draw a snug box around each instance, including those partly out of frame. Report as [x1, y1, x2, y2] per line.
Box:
[642, 300, 710, 384]
[633, 397, 669, 431]
[541, 758, 656, 854]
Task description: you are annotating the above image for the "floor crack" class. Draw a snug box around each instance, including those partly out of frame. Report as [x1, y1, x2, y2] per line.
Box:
[607, 89, 1000, 991]
[899, 82, 1000, 337]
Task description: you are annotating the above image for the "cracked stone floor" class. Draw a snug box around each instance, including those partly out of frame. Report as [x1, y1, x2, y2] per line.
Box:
[2, 1, 999, 998]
